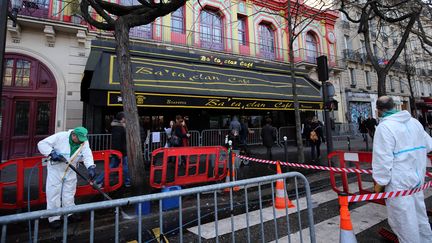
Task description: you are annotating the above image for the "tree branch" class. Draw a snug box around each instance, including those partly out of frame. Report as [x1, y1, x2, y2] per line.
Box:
[80, 0, 114, 30]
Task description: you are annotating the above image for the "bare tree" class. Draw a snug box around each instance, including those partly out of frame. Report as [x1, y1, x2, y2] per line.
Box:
[80, 0, 186, 191]
[338, 0, 432, 97]
[257, 0, 335, 162]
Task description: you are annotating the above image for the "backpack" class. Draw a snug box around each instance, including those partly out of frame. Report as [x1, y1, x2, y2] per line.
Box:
[310, 127, 319, 142]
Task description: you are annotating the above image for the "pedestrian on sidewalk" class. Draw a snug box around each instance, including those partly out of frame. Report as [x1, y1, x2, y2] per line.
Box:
[372, 96, 432, 243]
[359, 117, 368, 142]
[96, 112, 131, 188]
[365, 114, 377, 140]
[164, 120, 175, 148]
[37, 126, 96, 229]
[306, 116, 325, 163]
[261, 117, 277, 161]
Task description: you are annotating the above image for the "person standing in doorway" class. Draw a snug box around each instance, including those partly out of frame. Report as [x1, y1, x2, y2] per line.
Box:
[37, 127, 96, 229]
[372, 96, 432, 242]
[96, 112, 131, 188]
[261, 118, 277, 160]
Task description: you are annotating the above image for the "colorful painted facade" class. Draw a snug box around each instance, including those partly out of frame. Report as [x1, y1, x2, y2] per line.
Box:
[3, 0, 339, 160]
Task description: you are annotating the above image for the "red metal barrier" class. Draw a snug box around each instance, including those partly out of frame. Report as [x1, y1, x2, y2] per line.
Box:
[150, 146, 228, 188]
[0, 150, 123, 209]
[328, 151, 432, 205]
[327, 150, 385, 204]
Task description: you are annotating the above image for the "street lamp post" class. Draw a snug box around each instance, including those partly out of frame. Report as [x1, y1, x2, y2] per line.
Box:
[0, 0, 22, 159]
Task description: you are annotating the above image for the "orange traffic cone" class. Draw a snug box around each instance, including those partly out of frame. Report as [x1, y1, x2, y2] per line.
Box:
[339, 193, 357, 243]
[224, 152, 240, 192]
[275, 161, 295, 209]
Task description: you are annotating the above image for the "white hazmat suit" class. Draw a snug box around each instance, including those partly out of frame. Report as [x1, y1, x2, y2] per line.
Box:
[38, 130, 94, 223]
[372, 110, 432, 243]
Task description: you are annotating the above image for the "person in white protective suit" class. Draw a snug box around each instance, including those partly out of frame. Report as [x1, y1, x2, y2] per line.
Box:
[372, 96, 432, 243]
[37, 126, 96, 229]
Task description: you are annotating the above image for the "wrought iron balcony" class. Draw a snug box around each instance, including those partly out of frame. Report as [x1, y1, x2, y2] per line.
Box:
[19, 0, 50, 19]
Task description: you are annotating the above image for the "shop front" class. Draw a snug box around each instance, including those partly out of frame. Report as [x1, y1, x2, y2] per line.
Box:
[81, 40, 322, 135]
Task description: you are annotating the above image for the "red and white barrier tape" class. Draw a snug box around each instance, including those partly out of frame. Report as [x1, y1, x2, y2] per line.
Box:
[235, 154, 432, 201]
[347, 181, 432, 202]
[236, 154, 432, 178]
[235, 154, 373, 174]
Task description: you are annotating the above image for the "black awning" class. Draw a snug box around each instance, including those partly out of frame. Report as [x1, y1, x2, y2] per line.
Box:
[83, 40, 323, 110]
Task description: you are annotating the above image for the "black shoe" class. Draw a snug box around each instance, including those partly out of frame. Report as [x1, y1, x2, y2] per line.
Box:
[49, 220, 61, 229]
[68, 213, 82, 222]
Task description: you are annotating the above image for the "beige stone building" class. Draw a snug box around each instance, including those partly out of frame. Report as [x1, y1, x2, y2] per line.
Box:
[334, 13, 432, 125]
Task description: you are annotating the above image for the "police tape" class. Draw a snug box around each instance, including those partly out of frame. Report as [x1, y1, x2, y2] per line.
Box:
[235, 154, 373, 174]
[236, 154, 432, 178]
[347, 181, 432, 203]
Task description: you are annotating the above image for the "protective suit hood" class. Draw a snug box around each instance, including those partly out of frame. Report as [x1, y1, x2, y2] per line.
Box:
[381, 110, 411, 123]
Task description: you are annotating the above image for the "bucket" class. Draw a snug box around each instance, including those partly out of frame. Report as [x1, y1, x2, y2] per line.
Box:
[162, 186, 181, 211]
[135, 201, 151, 215]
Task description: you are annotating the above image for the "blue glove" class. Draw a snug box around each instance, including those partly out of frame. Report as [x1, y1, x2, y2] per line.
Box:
[87, 165, 96, 180]
[50, 150, 66, 162]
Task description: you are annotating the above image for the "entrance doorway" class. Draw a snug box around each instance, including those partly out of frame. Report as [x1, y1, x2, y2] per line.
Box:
[1, 54, 57, 160]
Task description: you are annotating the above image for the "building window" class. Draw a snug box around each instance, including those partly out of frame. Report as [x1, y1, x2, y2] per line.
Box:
[306, 32, 318, 63]
[344, 35, 352, 49]
[259, 23, 275, 59]
[360, 40, 366, 54]
[365, 71, 371, 87]
[238, 15, 247, 46]
[421, 81, 425, 95]
[400, 78, 404, 93]
[171, 6, 185, 33]
[384, 48, 389, 59]
[2, 58, 31, 87]
[389, 76, 394, 91]
[350, 68, 356, 86]
[130, 23, 153, 39]
[430, 83, 432, 96]
[200, 9, 223, 51]
[373, 44, 378, 56]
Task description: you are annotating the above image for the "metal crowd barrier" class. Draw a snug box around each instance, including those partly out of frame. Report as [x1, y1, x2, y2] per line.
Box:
[247, 128, 262, 145]
[87, 134, 112, 151]
[278, 126, 296, 143]
[88, 123, 361, 160]
[201, 129, 231, 146]
[0, 172, 315, 243]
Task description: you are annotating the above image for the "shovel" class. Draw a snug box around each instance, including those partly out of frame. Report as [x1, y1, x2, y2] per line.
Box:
[59, 158, 135, 220]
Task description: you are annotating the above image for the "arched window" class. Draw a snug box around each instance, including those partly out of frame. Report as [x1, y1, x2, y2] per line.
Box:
[3, 58, 32, 87]
[171, 6, 185, 33]
[130, 23, 153, 39]
[200, 9, 223, 50]
[306, 32, 318, 63]
[259, 23, 275, 60]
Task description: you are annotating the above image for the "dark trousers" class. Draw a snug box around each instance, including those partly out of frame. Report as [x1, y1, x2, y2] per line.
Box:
[266, 146, 273, 160]
[311, 142, 321, 161]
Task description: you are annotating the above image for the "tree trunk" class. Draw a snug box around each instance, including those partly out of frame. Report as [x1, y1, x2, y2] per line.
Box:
[407, 71, 417, 117]
[114, 18, 146, 192]
[377, 72, 387, 97]
[287, 0, 304, 163]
